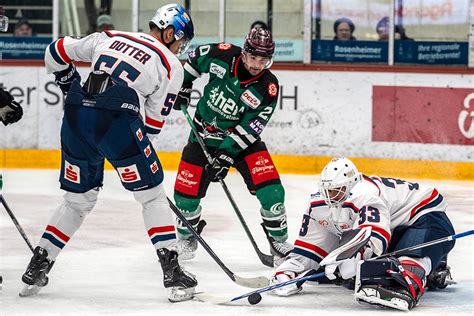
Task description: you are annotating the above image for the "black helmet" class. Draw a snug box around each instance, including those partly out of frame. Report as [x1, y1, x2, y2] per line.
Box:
[243, 27, 275, 58]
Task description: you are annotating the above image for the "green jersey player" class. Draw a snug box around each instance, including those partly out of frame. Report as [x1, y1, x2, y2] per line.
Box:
[172, 27, 293, 262]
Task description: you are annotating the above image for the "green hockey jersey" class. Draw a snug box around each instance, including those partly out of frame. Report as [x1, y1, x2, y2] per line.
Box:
[183, 42, 280, 158]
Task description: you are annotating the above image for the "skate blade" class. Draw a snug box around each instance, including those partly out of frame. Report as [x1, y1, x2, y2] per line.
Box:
[19, 284, 43, 297]
[168, 287, 195, 303]
[445, 279, 457, 286]
[354, 292, 409, 311]
[177, 252, 196, 261]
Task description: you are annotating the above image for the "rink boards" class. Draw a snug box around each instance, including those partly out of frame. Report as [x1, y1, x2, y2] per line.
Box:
[1, 149, 472, 180]
[1, 62, 473, 180]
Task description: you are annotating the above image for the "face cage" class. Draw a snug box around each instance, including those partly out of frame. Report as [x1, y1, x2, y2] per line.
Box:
[321, 186, 349, 207]
[175, 37, 191, 56]
[0, 15, 8, 32]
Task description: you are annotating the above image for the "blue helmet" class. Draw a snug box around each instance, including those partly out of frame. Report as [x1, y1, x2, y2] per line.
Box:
[149, 4, 194, 55]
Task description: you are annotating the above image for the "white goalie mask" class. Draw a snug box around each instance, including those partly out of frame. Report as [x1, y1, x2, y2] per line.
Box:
[319, 157, 362, 207]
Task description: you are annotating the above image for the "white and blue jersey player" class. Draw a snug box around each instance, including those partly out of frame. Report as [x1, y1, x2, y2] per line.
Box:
[20, 4, 198, 302]
[272, 157, 455, 311]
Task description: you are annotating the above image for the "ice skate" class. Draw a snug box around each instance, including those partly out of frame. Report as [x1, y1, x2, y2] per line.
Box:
[268, 236, 293, 266]
[157, 248, 197, 302]
[177, 237, 198, 260]
[19, 246, 55, 297]
[427, 260, 455, 290]
[176, 220, 205, 260]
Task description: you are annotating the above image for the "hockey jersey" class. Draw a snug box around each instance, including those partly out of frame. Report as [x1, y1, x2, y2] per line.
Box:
[291, 175, 447, 271]
[44, 31, 184, 135]
[183, 43, 279, 158]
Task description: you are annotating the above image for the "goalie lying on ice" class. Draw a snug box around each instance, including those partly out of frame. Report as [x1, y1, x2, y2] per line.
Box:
[271, 157, 456, 311]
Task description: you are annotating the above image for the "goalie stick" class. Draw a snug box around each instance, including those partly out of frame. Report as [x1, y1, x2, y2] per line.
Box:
[166, 197, 269, 288]
[180, 105, 274, 268]
[195, 229, 474, 305]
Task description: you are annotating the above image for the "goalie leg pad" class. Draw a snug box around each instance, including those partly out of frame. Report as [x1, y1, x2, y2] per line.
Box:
[354, 257, 426, 311]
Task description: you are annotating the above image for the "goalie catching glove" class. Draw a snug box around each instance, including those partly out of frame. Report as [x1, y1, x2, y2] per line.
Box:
[0, 89, 23, 126]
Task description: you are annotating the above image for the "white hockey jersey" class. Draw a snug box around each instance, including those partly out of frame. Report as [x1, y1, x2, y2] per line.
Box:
[291, 175, 447, 271]
[44, 30, 184, 135]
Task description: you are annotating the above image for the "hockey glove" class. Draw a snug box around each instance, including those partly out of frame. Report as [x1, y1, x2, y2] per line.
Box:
[0, 90, 23, 126]
[206, 151, 234, 182]
[173, 82, 193, 110]
[54, 64, 81, 96]
[271, 258, 305, 296]
[0, 88, 13, 107]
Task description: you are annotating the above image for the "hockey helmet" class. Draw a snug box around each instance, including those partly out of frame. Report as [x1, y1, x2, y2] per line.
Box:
[149, 4, 194, 55]
[243, 27, 275, 58]
[319, 157, 362, 207]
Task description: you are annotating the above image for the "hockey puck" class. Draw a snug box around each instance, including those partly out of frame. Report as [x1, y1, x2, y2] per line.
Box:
[248, 293, 262, 305]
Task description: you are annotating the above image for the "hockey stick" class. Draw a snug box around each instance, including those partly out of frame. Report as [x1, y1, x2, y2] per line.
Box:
[0, 183, 35, 253]
[180, 106, 274, 267]
[196, 229, 474, 305]
[372, 229, 473, 260]
[166, 197, 269, 288]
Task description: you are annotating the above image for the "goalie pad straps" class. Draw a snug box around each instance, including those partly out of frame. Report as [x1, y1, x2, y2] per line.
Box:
[388, 257, 427, 299]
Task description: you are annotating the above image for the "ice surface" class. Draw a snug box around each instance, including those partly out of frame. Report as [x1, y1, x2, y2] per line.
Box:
[1, 169, 473, 315]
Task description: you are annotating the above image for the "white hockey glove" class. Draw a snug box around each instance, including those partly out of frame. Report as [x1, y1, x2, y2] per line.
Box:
[271, 258, 305, 296]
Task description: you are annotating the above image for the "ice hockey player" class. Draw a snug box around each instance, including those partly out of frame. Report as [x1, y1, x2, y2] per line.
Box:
[172, 27, 293, 263]
[20, 4, 197, 302]
[271, 157, 455, 311]
[0, 7, 23, 126]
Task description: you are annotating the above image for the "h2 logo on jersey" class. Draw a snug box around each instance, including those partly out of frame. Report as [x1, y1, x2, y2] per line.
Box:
[208, 87, 245, 117]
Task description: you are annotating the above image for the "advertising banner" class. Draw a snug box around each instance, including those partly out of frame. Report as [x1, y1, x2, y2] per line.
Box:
[187, 37, 304, 62]
[1, 66, 473, 162]
[315, 0, 469, 27]
[312, 40, 388, 63]
[395, 41, 468, 65]
[373, 86, 474, 145]
[0, 36, 51, 60]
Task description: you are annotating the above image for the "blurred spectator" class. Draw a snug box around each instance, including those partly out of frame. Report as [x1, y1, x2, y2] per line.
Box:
[250, 20, 269, 31]
[333, 17, 356, 41]
[96, 14, 114, 32]
[14, 19, 33, 36]
[0, 6, 8, 32]
[376, 17, 413, 41]
[85, 0, 113, 34]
